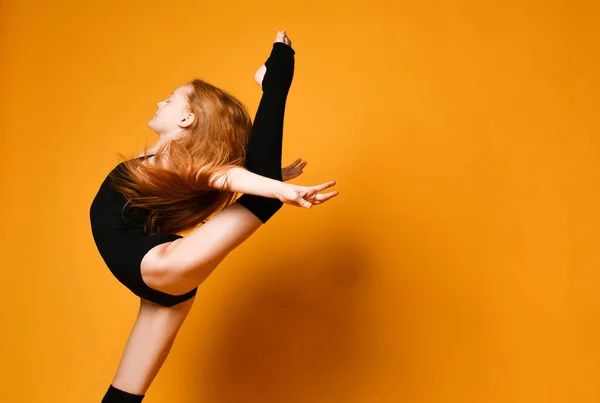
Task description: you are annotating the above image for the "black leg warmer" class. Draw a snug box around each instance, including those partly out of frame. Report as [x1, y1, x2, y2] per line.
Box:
[101, 384, 144, 403]
[236, 42, 295, 223]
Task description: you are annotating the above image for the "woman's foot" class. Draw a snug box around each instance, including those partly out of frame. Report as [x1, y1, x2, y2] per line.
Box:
[254, 30, 293, 87]
[254, 65, 267, 88]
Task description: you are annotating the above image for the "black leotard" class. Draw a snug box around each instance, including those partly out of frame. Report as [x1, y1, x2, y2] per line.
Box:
[89, 154, 195, 307]
[89, 42, 295, 308]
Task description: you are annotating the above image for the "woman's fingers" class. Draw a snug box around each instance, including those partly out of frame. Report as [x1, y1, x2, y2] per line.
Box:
[297, 196, 312, 208]
[282, 180, 338, 208]
[312, 180, 336, 192]
[286, 159, 300, 169]
[317, 190, 339, 201]
[290, 190, 337, 208]
[289, 159, 306, 169]
[309, 190, 338, 204]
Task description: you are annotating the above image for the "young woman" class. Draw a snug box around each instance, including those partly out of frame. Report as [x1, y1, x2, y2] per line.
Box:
[89, 31, 338, 402]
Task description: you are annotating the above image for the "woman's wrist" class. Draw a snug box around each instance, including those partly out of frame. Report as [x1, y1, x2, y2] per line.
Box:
[225, 167, 284, 199]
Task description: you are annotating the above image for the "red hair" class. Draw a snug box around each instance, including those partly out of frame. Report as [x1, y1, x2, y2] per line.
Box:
[110, 78, 252, 234]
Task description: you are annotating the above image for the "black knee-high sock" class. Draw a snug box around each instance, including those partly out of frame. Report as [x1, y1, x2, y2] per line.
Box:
[236, 42, 295, 223]
[102, 384, 144, 402]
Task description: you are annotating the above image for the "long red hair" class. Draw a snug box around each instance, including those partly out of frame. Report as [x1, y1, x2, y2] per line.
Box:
[110, 78, 253, 234]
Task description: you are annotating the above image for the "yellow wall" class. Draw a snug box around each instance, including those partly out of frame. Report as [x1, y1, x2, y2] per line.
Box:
[1, 0, 599, 402]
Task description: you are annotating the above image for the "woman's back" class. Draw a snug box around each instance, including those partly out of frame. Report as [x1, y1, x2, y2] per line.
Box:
[89, 154, 196, 306]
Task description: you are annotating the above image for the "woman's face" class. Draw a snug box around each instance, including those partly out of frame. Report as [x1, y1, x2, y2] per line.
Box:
[148, 85, 193, 135]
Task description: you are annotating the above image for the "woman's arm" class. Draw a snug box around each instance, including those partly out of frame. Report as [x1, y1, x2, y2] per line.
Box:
[209, 166, 283, 198]
[208, 165, 338, 209]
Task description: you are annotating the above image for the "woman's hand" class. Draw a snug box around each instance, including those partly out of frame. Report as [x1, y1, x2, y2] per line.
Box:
[274, 180, 339, 208]
[282, 158, 308, 182]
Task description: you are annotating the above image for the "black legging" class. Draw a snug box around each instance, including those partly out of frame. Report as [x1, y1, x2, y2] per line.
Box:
[235, 41, 295, 223]
[101, 42, 295, 403]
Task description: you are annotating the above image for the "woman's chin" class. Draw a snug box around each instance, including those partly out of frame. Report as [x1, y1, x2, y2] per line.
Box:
[148, 119, 159, 133]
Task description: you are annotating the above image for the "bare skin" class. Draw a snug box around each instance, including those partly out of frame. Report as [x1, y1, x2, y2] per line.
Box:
[109, 31, 338, 395]
[111, 296, 195, 394]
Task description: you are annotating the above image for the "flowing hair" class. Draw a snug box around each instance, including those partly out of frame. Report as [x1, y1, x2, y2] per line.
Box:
[109, 78, 253, 235]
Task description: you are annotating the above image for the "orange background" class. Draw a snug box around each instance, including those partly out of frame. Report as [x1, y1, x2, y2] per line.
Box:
[1, 1, 599, 402]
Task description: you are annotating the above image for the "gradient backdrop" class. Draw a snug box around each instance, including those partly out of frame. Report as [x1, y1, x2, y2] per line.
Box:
[1, 0, 599, 402]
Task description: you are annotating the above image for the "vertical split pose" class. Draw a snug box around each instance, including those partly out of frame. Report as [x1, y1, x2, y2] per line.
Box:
[89, 31, 338, 402]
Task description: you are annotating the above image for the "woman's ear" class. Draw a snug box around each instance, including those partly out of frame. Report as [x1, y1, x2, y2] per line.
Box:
[180, 112, 195, 127]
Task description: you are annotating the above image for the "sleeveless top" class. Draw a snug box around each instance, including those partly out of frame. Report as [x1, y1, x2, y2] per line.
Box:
[89, 155, 197, 306]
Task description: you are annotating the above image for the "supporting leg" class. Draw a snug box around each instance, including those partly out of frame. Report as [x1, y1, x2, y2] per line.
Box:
[101, 296, 195, 401]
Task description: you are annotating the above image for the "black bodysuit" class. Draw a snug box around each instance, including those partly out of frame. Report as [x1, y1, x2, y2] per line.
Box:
[89, 42, 295, 307]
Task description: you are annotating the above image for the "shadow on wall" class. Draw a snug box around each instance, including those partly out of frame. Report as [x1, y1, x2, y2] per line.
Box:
[194, 233, 372, 403]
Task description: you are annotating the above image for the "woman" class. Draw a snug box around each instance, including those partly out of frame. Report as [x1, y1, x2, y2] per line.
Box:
[89, 30, 338, 402]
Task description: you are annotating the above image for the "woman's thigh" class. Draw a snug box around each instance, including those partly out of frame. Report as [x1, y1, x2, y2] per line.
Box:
[141, 202, 263, 295]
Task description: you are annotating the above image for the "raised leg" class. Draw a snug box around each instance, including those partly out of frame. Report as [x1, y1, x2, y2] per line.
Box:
[140, 32, 295, 296]
[236, 32, 295, 222]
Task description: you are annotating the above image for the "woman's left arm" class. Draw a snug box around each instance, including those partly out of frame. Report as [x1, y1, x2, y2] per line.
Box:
[209, 167, 283, 199]
[209, 166, 338, 209]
